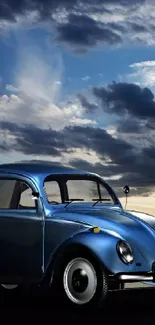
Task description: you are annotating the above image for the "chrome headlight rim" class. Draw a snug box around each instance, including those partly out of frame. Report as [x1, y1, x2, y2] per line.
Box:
[116, 240, 134, 265]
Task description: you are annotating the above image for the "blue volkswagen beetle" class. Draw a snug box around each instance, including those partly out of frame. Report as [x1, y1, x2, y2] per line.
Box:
[0, 162, 154, 309]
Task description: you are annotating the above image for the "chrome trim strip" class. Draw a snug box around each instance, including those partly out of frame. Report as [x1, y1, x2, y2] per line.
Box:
[118, 274, 154, 281]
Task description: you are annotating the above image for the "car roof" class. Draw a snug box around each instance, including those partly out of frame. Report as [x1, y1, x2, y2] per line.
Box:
[0, 162, 95, 179]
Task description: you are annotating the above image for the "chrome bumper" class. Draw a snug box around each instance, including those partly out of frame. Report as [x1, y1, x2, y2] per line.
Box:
[109, 273, 155, 291]
[117, 274, 154, 281]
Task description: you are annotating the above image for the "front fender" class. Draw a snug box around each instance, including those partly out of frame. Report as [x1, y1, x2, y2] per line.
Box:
[68, 230, 150, 273]
[50, 229, 150, 274]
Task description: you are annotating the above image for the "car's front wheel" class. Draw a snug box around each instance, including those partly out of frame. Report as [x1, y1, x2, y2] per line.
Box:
[54, 253, 108, 310]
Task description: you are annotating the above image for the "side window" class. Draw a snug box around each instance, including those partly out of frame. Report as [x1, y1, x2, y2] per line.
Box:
[44, 181, 62, 203]
[0, 178, 36, 209]
[0, 179, 16, 208]
[19, 183, 35, 209]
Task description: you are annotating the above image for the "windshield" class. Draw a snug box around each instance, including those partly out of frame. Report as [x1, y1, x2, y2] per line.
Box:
[44, 174, 118, 205]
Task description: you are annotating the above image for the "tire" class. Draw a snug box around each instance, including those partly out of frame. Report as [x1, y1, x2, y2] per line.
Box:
[53, 251, 108, 311]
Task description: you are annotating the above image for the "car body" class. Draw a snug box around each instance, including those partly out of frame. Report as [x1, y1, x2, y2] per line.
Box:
[0, 162, 154, 308]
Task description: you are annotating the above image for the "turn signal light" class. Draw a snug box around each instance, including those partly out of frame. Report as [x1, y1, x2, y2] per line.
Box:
[92, 227, 100, 233]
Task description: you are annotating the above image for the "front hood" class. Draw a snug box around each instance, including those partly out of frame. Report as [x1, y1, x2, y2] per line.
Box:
[53, 206, 155, 232]
[52, 206, 155, 262]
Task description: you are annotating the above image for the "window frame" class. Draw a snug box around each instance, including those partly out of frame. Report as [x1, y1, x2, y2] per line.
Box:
[43, 180, 63, 204]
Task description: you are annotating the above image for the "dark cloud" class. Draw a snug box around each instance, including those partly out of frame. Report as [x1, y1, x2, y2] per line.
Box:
[69, 159, 121, 177]
[106, 22, 126, 33]
[93, 82, 155, 119]
[146, 119, 155, 130]
[1, 119, 155, 193]
[0, 121, 143, 190]
[130, 22, 147, 33]
[117, 118, 146, 134]
[0, 120, 133, 161]
[143, 146, 155, 159]
[19, 159, 63, 166]
[78, 94, 98, 113]
[56, 14, 122, 49]
[0, 141, 12, 152]
[63, 125, 133, 164]
[0, 121, 63, 156]
[0, 0, 148, 52]
[0, 0, 145, 21]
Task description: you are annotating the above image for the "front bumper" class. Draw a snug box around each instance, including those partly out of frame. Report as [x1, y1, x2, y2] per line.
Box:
[116, 272, 154, 282]
[115, 261, 155, 283]
[108, 272, 155, 291]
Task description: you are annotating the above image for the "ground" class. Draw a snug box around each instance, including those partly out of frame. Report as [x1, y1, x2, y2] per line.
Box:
[0, 286, 155, 324]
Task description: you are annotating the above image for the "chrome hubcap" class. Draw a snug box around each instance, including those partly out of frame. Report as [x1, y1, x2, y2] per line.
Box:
[72, 268, 88, 293]
[63, 257, 97, 305]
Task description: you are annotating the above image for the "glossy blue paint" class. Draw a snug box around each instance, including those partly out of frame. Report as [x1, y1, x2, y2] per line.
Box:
[0, 162, 154, 285]
[45, 206, 155, 273]
[0, 171, 44, 282]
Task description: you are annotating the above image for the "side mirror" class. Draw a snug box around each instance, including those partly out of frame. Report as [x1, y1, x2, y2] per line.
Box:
[32, 192, 40, 200]
[123, 185, 130, 195]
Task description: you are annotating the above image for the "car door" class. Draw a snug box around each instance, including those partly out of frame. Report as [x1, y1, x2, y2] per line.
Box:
[0, 173, 44, 283]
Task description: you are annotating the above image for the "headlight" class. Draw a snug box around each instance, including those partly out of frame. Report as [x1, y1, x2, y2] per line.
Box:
[117, 240, 134, 265]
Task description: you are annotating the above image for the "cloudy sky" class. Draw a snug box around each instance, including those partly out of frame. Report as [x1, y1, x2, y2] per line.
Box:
[1, 0, 155, 202]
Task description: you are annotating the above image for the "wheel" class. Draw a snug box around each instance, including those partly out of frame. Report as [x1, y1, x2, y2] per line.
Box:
[53, 252, 108, 310]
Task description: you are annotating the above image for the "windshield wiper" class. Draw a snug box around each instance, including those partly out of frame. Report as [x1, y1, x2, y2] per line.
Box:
[92, 198, 111, 207]
[64, 199, 84, 207]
